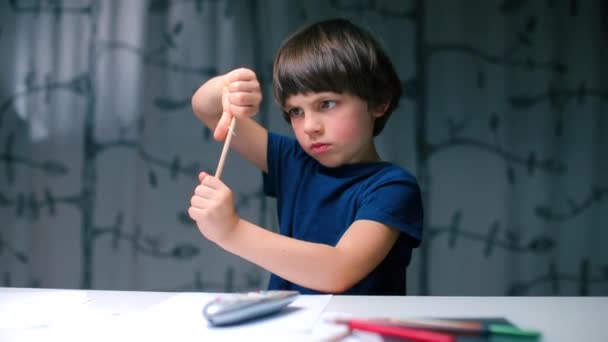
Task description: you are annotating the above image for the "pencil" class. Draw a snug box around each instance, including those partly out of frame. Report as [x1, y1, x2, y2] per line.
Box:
[215, 116, 236, 179]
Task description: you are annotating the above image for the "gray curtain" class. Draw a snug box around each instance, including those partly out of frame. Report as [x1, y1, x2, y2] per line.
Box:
[1, 0, 606, 296]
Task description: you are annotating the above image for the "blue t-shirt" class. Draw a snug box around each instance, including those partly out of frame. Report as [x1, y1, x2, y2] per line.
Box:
[262, 132, 423, 295]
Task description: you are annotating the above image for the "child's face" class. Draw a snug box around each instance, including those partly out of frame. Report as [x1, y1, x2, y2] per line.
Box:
[283, 92, 383, 167]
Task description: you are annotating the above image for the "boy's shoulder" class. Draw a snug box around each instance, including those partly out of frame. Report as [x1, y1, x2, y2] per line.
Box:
[327, 162, 419, 192]
[368, 162, 418, 184]
[268, 131, 419, 184]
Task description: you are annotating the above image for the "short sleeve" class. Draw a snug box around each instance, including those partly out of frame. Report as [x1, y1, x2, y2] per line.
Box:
[262, 132, 304, 198]
[355, 172, 423, 245]
[263, 132, 280, 197]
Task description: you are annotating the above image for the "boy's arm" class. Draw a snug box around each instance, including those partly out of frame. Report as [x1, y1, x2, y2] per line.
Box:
[190, 170, 401, 293]
[191, 68, 268, 173]
[218, 218, 400, 293]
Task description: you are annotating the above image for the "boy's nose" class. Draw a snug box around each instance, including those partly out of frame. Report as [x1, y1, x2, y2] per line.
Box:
[303, 115, 323, 135]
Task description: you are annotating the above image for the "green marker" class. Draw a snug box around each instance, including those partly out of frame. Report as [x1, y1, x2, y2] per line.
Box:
[487, 324, 541, 338]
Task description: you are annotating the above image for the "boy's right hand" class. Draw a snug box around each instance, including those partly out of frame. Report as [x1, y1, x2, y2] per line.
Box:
[215, 68, 262, 141]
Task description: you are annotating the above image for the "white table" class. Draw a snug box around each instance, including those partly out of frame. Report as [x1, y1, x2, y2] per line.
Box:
[1, 287, 606, 341]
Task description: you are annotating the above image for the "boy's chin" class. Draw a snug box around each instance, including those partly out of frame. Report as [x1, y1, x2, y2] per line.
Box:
[311, 156, 344, 168]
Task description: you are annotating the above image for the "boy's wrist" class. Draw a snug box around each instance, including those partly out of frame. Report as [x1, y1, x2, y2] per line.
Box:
[214, 215, 242, 247]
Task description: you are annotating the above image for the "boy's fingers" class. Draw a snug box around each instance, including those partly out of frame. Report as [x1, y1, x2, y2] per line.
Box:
[221, 85, 231, 113]
[214, 112, 230, 141]
[227, 68, 256, 82]
[188, 206, 205, 220]
[190, 195, 204, 208]
[229, 92, 259, 106]
[229, 104, 256, 118]
[202, 174, 222, 188]
[198, 172, 207, 182]
[194, 184, 207, 197]
[227, 81, 258, 93]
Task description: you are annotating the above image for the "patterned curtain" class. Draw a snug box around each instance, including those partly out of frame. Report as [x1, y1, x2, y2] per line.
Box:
[1, 0, 606, 295]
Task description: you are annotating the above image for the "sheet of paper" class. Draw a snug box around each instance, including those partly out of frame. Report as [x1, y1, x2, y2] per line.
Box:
[101, 292, 333, 341]
[0, 290, 99, 341]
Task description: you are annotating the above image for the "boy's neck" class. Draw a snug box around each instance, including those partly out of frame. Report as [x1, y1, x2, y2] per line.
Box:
[360, 143, 382, 163]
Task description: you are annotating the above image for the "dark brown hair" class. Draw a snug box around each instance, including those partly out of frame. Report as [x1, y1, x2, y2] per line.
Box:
[272, 18, 402, 136]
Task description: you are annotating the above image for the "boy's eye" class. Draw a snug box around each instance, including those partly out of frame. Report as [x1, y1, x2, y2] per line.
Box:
[320, 100, 337, 110]
[287, 107, 304, 118]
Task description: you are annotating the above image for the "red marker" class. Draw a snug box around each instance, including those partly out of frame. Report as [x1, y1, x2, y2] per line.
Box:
[339, 319, 455, 342]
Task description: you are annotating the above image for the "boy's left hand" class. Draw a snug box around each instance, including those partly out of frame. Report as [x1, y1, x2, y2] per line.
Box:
[188, 172, 239, 244]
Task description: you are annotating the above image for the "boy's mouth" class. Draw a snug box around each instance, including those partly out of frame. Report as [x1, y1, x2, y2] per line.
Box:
[310, 143, 330, 153]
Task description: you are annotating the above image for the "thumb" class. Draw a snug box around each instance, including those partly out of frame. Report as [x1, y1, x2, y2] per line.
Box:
[215, 85, 232, 141]
[214, 112, 231, 141]
[198, 171, 208, 183]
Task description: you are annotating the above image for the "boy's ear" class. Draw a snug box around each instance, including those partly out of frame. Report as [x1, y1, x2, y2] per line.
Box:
[370, 102, 390, 118]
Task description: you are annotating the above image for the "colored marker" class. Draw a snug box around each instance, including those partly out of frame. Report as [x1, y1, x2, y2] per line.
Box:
[368, 318, 541, 338]
[337, 319, 455, 342]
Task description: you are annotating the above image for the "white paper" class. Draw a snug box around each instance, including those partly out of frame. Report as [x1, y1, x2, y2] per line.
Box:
[0, 291, 338, 341]
[99, 292, 333, 341]
[0, 290, 99, 341]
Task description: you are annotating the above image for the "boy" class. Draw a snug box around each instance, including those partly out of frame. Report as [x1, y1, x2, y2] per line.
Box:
[189, 18, 422, 295]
